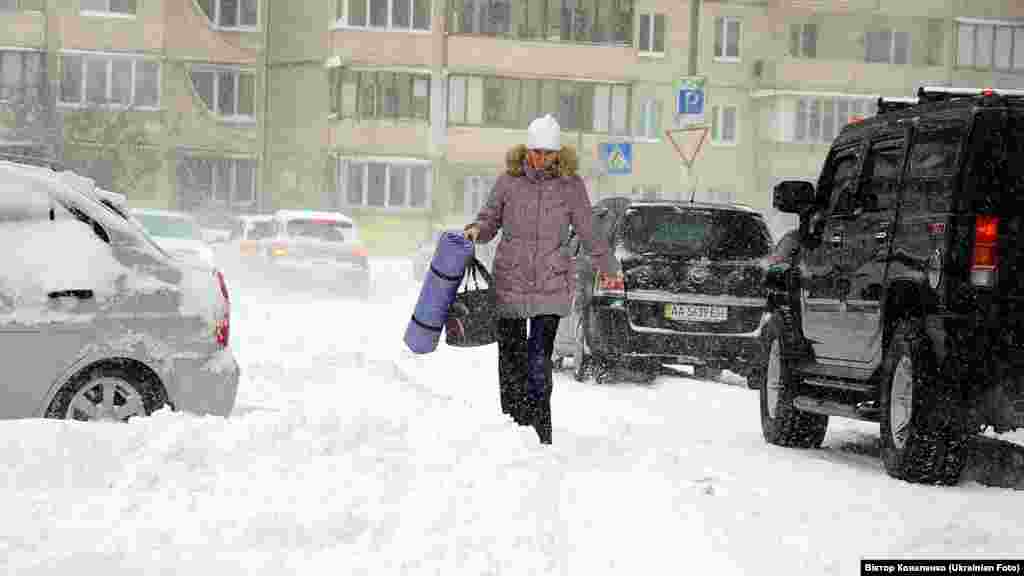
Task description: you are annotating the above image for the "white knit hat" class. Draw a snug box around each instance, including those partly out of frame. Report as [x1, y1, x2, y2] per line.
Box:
[527, 114, 561, 151]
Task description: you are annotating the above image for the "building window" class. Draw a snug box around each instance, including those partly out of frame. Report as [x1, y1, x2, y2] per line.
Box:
[0, 50, 44, 103]
[190, 67, 256, 121]
[337, 157, 432, 210]
[635, 97, 661, 140]
[338, 0, 430, 30]
[448, 74, 630, 135]
[713, 16, 741, 61]
[865, 29, 910, 65]
[80, 0, 136, 16]
[957, 21, 1024, 71]
[789, 22, 817, 58]
[638, 12, 665, 55]
[792, 96, 875, 144]
[1, 0, 43, 10]
[710, 105, 737, 145]
[447, 0, 633, 46]
[196, 0, 259, 29]
[59, 53, 160, 108]
[463, 175, 497, 219]
[176, 155, 258, 210]
[330, 68, 430, 120]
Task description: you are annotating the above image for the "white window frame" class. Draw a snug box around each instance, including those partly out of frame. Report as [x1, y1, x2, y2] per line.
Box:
[58, 50, 162, 110]
[791, 96, 874, 144]
[200, 0, 261, 32]
[337, 156, 433, 210]
[464, 174, 496, 220]
[189, 65, 257, 123]
[333, 0, 431, 33]
[638, 12, 665, 57]
[635, 96, 661, 141]
[179, 155, 258, 208]
[956, 20, 1024, 71]
[80, 0, 137, 19]
[710, 104, 737, 146]
[791, 22, 817, 58]
[865, 29, 910, 65]
[0, 48, 44, 103]
[713, 16, 741, 62]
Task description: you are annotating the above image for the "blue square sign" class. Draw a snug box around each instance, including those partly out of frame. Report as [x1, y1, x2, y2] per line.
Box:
[674, 76, 706, 118]
[600, 142, 632, 176]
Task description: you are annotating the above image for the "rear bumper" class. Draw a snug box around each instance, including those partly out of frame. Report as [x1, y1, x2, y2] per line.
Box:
[588, 297, 769, 372]
[167, 349, 240, 417]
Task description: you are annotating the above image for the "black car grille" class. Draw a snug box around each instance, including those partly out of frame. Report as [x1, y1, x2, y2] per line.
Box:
[627, 300, 763, 334]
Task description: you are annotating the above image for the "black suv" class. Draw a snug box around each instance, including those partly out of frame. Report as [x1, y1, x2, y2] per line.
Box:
[759, 86, 1024, 485]
[563, 196, 774, 384]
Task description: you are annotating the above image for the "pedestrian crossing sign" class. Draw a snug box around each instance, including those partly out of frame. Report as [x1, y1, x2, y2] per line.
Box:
[600, 142, 632, 175]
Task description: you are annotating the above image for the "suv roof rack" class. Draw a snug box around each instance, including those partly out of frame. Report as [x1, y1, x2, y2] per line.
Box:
[877, 86, 1024, 115]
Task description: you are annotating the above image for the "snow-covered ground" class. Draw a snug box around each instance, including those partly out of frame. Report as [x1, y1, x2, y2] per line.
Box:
[1, 256, 1022, 575]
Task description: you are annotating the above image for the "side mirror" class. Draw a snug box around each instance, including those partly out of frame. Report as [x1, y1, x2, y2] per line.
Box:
[773, 180, 816, 214]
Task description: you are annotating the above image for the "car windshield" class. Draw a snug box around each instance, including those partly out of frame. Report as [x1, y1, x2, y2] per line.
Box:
[134, 213, 202, 241]
[286, 218, 351, 243]
[248, 221, 276, 240]
[624, 207, 772, 259]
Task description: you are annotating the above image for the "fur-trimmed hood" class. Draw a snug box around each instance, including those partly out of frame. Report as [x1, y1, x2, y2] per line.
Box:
[504, 144, 578, 178]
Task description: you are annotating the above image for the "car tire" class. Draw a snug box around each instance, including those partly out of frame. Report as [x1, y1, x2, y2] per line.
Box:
[759, 315, 828, 449]
[45, 362, 167, 422]
[879, 319, 967, 485]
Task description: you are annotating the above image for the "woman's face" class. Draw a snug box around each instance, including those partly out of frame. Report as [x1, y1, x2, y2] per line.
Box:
[527, 149, 558, 170]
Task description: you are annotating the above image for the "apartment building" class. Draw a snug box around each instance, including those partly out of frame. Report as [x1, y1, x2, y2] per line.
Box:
[3, 1, 1022, 253]
[0, 0, 268, 217]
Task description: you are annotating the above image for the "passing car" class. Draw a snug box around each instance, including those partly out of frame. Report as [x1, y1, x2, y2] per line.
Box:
[264, 209, 371, 299]
[554, 197, 774, 386]
[0, 160, 239, 421]
[758, 86, 1024, 485]
[130, 208, 217, 268]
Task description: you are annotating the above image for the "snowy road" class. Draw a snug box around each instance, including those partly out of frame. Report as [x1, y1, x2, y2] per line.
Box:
[1, 257, 1022, 575]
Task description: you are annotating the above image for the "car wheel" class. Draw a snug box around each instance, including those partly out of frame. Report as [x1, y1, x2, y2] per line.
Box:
[760, 315, 828, 448]
[45, 363, 167, 422]
[879, 319, 967, 485]
[572, 314, 590, 382]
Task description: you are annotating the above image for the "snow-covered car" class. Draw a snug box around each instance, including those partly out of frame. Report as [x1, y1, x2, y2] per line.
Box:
[0, 160, 239, 421]
[130, 208, 217, 268]
[554, 197, 774, 385]
[263, 209, 371, 299]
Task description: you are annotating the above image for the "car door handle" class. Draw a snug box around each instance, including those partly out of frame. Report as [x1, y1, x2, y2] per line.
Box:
[48, 289, 94, 300]
[829, 233, 843, 246]
[874, 230, 889, 241]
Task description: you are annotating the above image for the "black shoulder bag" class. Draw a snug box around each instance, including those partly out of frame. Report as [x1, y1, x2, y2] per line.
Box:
[445, 256, 497, 347]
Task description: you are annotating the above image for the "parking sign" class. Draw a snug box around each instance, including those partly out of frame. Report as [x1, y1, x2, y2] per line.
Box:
[675, 76, 706, 120]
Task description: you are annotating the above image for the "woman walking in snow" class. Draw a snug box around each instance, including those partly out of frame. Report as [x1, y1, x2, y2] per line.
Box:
[463, 114, 621, 445]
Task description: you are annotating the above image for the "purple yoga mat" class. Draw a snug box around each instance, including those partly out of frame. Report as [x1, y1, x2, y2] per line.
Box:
[404, 231, 475, 354]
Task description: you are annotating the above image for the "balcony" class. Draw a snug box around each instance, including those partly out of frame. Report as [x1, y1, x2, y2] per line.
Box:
[164, 0, 262, 64]
[331, 120, 432, 157]
[757, 57, 949, 97]
[329, 28, 434, 68]
[447, 35, 634, 80]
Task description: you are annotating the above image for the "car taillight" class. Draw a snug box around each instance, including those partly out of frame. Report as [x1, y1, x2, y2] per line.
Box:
[352, 245, 368, 259]
[971, 215, 999, 287]
[215, 269, 230, 348]
[596, 272, 624, 292]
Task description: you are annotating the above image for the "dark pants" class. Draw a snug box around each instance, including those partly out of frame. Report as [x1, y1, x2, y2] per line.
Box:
[498, 315, 560, 444]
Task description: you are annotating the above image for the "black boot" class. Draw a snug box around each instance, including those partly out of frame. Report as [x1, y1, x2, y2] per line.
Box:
[533, 396, 552, 445]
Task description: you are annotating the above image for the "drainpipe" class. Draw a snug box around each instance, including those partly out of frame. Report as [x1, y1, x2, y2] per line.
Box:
[688, 0, 700, 77]
[260, 0, 272, 213]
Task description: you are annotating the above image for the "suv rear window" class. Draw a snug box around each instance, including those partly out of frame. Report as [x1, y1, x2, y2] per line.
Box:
[624, 207, 772, 260]
[285, 219, 353, 243]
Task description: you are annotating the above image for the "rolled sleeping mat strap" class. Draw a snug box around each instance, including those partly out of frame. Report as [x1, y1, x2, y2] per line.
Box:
[403, 230, 475, 354]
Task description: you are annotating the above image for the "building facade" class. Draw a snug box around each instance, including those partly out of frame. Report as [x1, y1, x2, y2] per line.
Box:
[2, 0, 1022, 252]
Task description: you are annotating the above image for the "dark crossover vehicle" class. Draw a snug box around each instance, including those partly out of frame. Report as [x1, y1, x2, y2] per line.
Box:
[556, 197, 774, 385]
[759, 86, 1024, 485]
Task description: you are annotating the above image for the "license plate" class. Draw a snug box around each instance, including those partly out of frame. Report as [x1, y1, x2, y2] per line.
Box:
[664, 303, 727, 323]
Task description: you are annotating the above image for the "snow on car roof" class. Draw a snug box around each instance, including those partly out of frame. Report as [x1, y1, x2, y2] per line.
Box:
[237, 213, 274, 222]
[130, 208, 199, 221]
[275, 209, 354, 224]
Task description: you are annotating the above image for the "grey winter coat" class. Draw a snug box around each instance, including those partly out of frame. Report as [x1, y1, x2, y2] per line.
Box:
[469, 144, 619, 319]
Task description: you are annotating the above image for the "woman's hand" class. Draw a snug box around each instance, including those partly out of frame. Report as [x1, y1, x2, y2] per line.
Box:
[464, 224, 480, 243]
